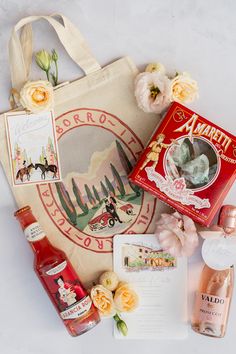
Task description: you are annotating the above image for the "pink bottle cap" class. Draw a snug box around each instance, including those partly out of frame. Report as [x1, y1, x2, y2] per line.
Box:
[219, 205, 236, 233]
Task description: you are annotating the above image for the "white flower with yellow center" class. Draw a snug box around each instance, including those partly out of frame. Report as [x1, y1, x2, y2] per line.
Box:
[134, 71, 171, 114]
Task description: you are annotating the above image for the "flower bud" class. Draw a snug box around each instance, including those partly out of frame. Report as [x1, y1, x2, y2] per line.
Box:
[117, 320, 128, 336]
[114, 314, 128, 336]
[35, 50, 51, 72]
[145, 62, 165, 74]
[99, 271, 119, 291]
[51, 49, 58, 62]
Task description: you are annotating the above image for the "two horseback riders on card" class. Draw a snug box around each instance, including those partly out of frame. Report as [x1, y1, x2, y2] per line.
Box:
[16, 158, 57, 182]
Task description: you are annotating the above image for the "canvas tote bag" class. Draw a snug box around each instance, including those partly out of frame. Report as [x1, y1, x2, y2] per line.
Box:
[0, 14, 168, 285]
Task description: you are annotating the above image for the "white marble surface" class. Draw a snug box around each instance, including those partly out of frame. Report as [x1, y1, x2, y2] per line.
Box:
[0, 1, 236, 353]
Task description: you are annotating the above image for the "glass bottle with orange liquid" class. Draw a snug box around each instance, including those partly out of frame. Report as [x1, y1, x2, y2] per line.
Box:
[15, 206, 100, 336]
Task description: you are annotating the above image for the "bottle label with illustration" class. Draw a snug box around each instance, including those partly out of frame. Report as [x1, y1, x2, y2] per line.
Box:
[41, 260, 92, 320]
[24, 222, 46, 242]
[195, 291, 229, 327]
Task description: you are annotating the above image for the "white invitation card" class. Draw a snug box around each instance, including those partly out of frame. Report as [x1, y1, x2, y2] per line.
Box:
[5, 110, 61, 186]
[113, 234, 188, 339]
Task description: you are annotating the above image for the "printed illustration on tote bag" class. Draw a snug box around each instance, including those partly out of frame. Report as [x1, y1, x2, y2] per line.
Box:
[37, 109, 156, 253]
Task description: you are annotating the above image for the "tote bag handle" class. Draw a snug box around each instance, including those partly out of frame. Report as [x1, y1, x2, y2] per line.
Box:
[9, 14, 101, 91]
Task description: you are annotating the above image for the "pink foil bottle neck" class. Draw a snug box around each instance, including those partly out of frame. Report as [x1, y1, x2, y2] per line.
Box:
[219, 205, 236, 234]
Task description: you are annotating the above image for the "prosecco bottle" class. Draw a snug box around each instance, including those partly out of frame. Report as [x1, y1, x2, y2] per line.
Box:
[15, 206, 100, 336]
[191, 205, 235, 338]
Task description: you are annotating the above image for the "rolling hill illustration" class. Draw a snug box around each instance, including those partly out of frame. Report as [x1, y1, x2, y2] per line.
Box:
[54, 140, 142, 236]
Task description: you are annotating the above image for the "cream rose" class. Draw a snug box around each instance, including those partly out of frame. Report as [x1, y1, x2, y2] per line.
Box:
[134, 71, 171, 114]
[20, 80, 54, 113]
[114, 283, 139, 313]
[170, 72, 199, 103]
[145, 62, 165, 74]
[90, 285, 116, 317]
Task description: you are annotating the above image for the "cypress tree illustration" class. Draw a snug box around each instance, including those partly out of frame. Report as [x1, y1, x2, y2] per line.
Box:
[128, 181, 141, 196]
[104, 175, 115, 195]
[100, 181, 108, 198]
[116, 140, 133, 172]
[72, 178, 88, 214]
[92, 185, 101, 204]
[116, 140, 141, 197]
[55, 182, 77, 225]
[84, 184, 96, 206]
[110, 163, 125, 197]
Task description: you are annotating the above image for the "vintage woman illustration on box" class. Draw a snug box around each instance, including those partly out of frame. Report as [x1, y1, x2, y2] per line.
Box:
[141, 133, 177, 170]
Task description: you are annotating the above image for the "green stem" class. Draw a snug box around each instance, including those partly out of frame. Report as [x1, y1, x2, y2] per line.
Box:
[113, 313, 121, 322]
[50, 73, 56, 87]
[46, 70, 50, 82]
[54, 60, 58, 86]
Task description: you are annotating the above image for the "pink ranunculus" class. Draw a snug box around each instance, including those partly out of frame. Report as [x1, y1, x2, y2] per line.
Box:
[155, 212, 199, 257]
[134, 71, 171, 114]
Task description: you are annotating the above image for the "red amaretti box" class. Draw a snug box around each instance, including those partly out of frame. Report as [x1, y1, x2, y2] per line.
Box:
[129, 102, 236, 226]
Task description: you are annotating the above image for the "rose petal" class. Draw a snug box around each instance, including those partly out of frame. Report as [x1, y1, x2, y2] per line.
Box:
[155, 212, 199, 257]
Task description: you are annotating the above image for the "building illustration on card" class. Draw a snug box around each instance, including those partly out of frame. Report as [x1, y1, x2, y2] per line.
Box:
[122, 243, 176, 271]
[113, 234, 188, 339]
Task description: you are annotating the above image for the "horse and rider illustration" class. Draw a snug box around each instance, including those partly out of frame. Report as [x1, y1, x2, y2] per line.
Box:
[16, 161, 35, 182]
[16, 158, 58, 182]
[35, 158, 58, 180]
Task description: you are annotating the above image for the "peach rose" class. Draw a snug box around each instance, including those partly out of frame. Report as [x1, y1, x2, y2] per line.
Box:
[90, 285, 116, 317]
[20, 80, 54, 113]
[170, 72, 199, 103]
[114, 283, 139, 312]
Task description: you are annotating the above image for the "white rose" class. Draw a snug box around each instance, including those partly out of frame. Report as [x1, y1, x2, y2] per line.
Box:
[20, 80, 54, 113]
[134, 71, 171, 114]
[170, 72, 199, 103]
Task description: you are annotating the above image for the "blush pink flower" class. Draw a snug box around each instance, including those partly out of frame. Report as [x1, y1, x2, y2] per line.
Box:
[155, 212, 199, 257]
[134, 71, 171, 114]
